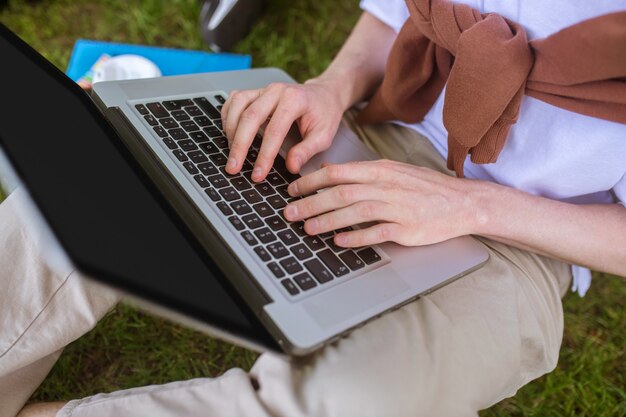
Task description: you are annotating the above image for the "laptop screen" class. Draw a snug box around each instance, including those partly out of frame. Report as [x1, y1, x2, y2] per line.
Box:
[0, 24, 278, 351]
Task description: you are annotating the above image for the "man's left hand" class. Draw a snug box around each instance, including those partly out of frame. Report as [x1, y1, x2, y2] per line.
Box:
[283, 159, 480, 248]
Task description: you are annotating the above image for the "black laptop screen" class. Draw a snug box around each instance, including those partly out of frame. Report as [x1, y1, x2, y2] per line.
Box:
[0, 24, 277, 350]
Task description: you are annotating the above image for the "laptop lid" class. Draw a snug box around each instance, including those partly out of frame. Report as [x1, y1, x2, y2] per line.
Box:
[0, 24, 278, 352]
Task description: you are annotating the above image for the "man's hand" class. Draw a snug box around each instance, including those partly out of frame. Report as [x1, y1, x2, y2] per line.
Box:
[283, 160, 479, 248]
[221, 79, 346, 182]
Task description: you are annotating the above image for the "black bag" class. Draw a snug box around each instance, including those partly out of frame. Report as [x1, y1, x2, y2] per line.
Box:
[199, 0, 263, 51]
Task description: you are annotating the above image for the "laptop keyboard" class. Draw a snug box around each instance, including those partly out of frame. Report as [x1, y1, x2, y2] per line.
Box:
[134, 95, 385, 299]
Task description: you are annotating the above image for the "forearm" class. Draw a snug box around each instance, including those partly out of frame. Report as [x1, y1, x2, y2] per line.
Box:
[468, 180, 626, 277]
[307, 11, 397, 111]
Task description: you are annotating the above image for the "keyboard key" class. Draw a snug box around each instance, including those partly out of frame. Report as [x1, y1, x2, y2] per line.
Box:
[169, 128, 188, 140]
[266, 215, 287, 231]
[228, 215, 244, 231]
[324, 237, 344, 253]
[266, 171, 285, 186]
[281, 279, 300, 295]
[319, 231, 334, 239]
[216, 201, 233, 216]
[253, 202, 273, 217]
[242, 160, 254, 171]
[173, 99, 194, 107]
[194, 97, 222, 119]
[210, 153, 228, 166]
[172, 149, 187, 161]
[198, 162, 218, 176]
[277, 229, 299, 246]
[205, 187, 221, 202]
[241, 231, 258, 246]
[183, 161, 199, 175]
[194, 116, 212, 127]
[242, 189, 263, 204]
[171, 110, 190, 121]
[254, 227, 277, 244]
[185, 106, 203, 117]
[294, 273, 317, 291]
[153, 125, 168, 137]
[254, 246, 271, 262]
[357, 248, 382, 265]
[230, 200, 252, 215]
[242, 213, 264, 229]
[254, 182, 275, 196]
[193, 174, 210, 188]
[135, 104, 149, 115]
[267, 242, 289, 259]
[219, 187, 239, 202]
[303, 235, 325, 251]
[190, 131, 210, 143]
[274, 158, 299, 183]
[179, 140, 198, 152]
[199, 142, 219, 154]
[203, 127, 222, 138]
[146, 102, 169, 118]
[159, 117, 178, 130]
[163, 137, 178, 150]
[214, 136, 229, 148]
[207, 174, 229, 189]
[215, 94, 226, 104]
[162, 100, 182, 111]
[291, 222, 307, 237]
[277, 185, 291, 199]
[290, 243, 313, 260]
[339, 251, 366, 271]
[267, 262, 285, 278]
[280, 257, 303, 274]
[181, 120, 200, 132]
[214, 119, 223, 129]
[144, 114, 158, 126]
[232, 176, 252, 191]
[304, 258, 334, 283]
[318, 249, 349, 277]
[267, 195, 287, 209]
[246, 149, 259, 162]
[188, 150, 209, 164]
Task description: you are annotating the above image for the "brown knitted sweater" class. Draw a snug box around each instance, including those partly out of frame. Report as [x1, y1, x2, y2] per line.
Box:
[357, 0, 626, 177]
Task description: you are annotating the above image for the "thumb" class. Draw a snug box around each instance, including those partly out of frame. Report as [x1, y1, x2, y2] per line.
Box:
[286, 130, 333, 173]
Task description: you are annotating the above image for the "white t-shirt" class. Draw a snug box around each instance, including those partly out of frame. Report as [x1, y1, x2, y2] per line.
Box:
[360, 0, 626, 296]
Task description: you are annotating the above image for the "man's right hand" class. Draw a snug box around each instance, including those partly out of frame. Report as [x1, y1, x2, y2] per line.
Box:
[221, 79, 346, 182]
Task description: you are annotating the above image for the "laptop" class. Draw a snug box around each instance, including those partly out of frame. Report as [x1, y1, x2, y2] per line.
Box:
[0, 24, 489, 356]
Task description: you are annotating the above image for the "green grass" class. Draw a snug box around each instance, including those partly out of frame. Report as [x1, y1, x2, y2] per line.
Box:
[1, 0, 625, 415]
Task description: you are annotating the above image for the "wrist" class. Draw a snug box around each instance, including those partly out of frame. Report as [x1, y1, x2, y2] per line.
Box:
[461, 178, 505, 237]
[305, 70, 359, 111]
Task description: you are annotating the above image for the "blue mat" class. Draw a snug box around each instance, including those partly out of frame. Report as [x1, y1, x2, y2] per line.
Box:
[66, 39, 251, 81]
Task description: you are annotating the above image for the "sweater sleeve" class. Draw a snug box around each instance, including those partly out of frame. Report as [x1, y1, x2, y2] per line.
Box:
[359, 0, 410, 33]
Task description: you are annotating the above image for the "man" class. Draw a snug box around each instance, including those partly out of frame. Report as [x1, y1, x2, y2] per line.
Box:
[3, 0, 625, 416]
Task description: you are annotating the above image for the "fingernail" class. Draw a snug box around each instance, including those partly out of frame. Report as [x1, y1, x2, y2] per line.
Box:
[307, 219, 318, 232]
[288, 182, 299, 196]
[335, 234, 347, 246]
[252, 167, 263, 181]
[226, 157, 237, 170]
[285, 204, 298, 220]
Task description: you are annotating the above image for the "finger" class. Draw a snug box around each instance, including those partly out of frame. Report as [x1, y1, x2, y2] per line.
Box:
[222, 89, 262, 139]
[228, 90, 282, 175]
[303, 201, 396, 236]
[283, 184, 388, 222]
[334, 223, 403, 248]
[252, 91, 308, 181]
[288, 162, 379, 196]
[285, 130, 333, 174]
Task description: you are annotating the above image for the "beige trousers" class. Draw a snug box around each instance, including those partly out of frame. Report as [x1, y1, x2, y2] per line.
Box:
[0, 114, 572, 417]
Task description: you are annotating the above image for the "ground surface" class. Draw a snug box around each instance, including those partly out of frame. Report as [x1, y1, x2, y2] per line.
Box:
[1, 0, 624, 416]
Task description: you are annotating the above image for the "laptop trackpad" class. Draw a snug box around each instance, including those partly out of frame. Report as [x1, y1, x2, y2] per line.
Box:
[303, 272, 410, 329]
